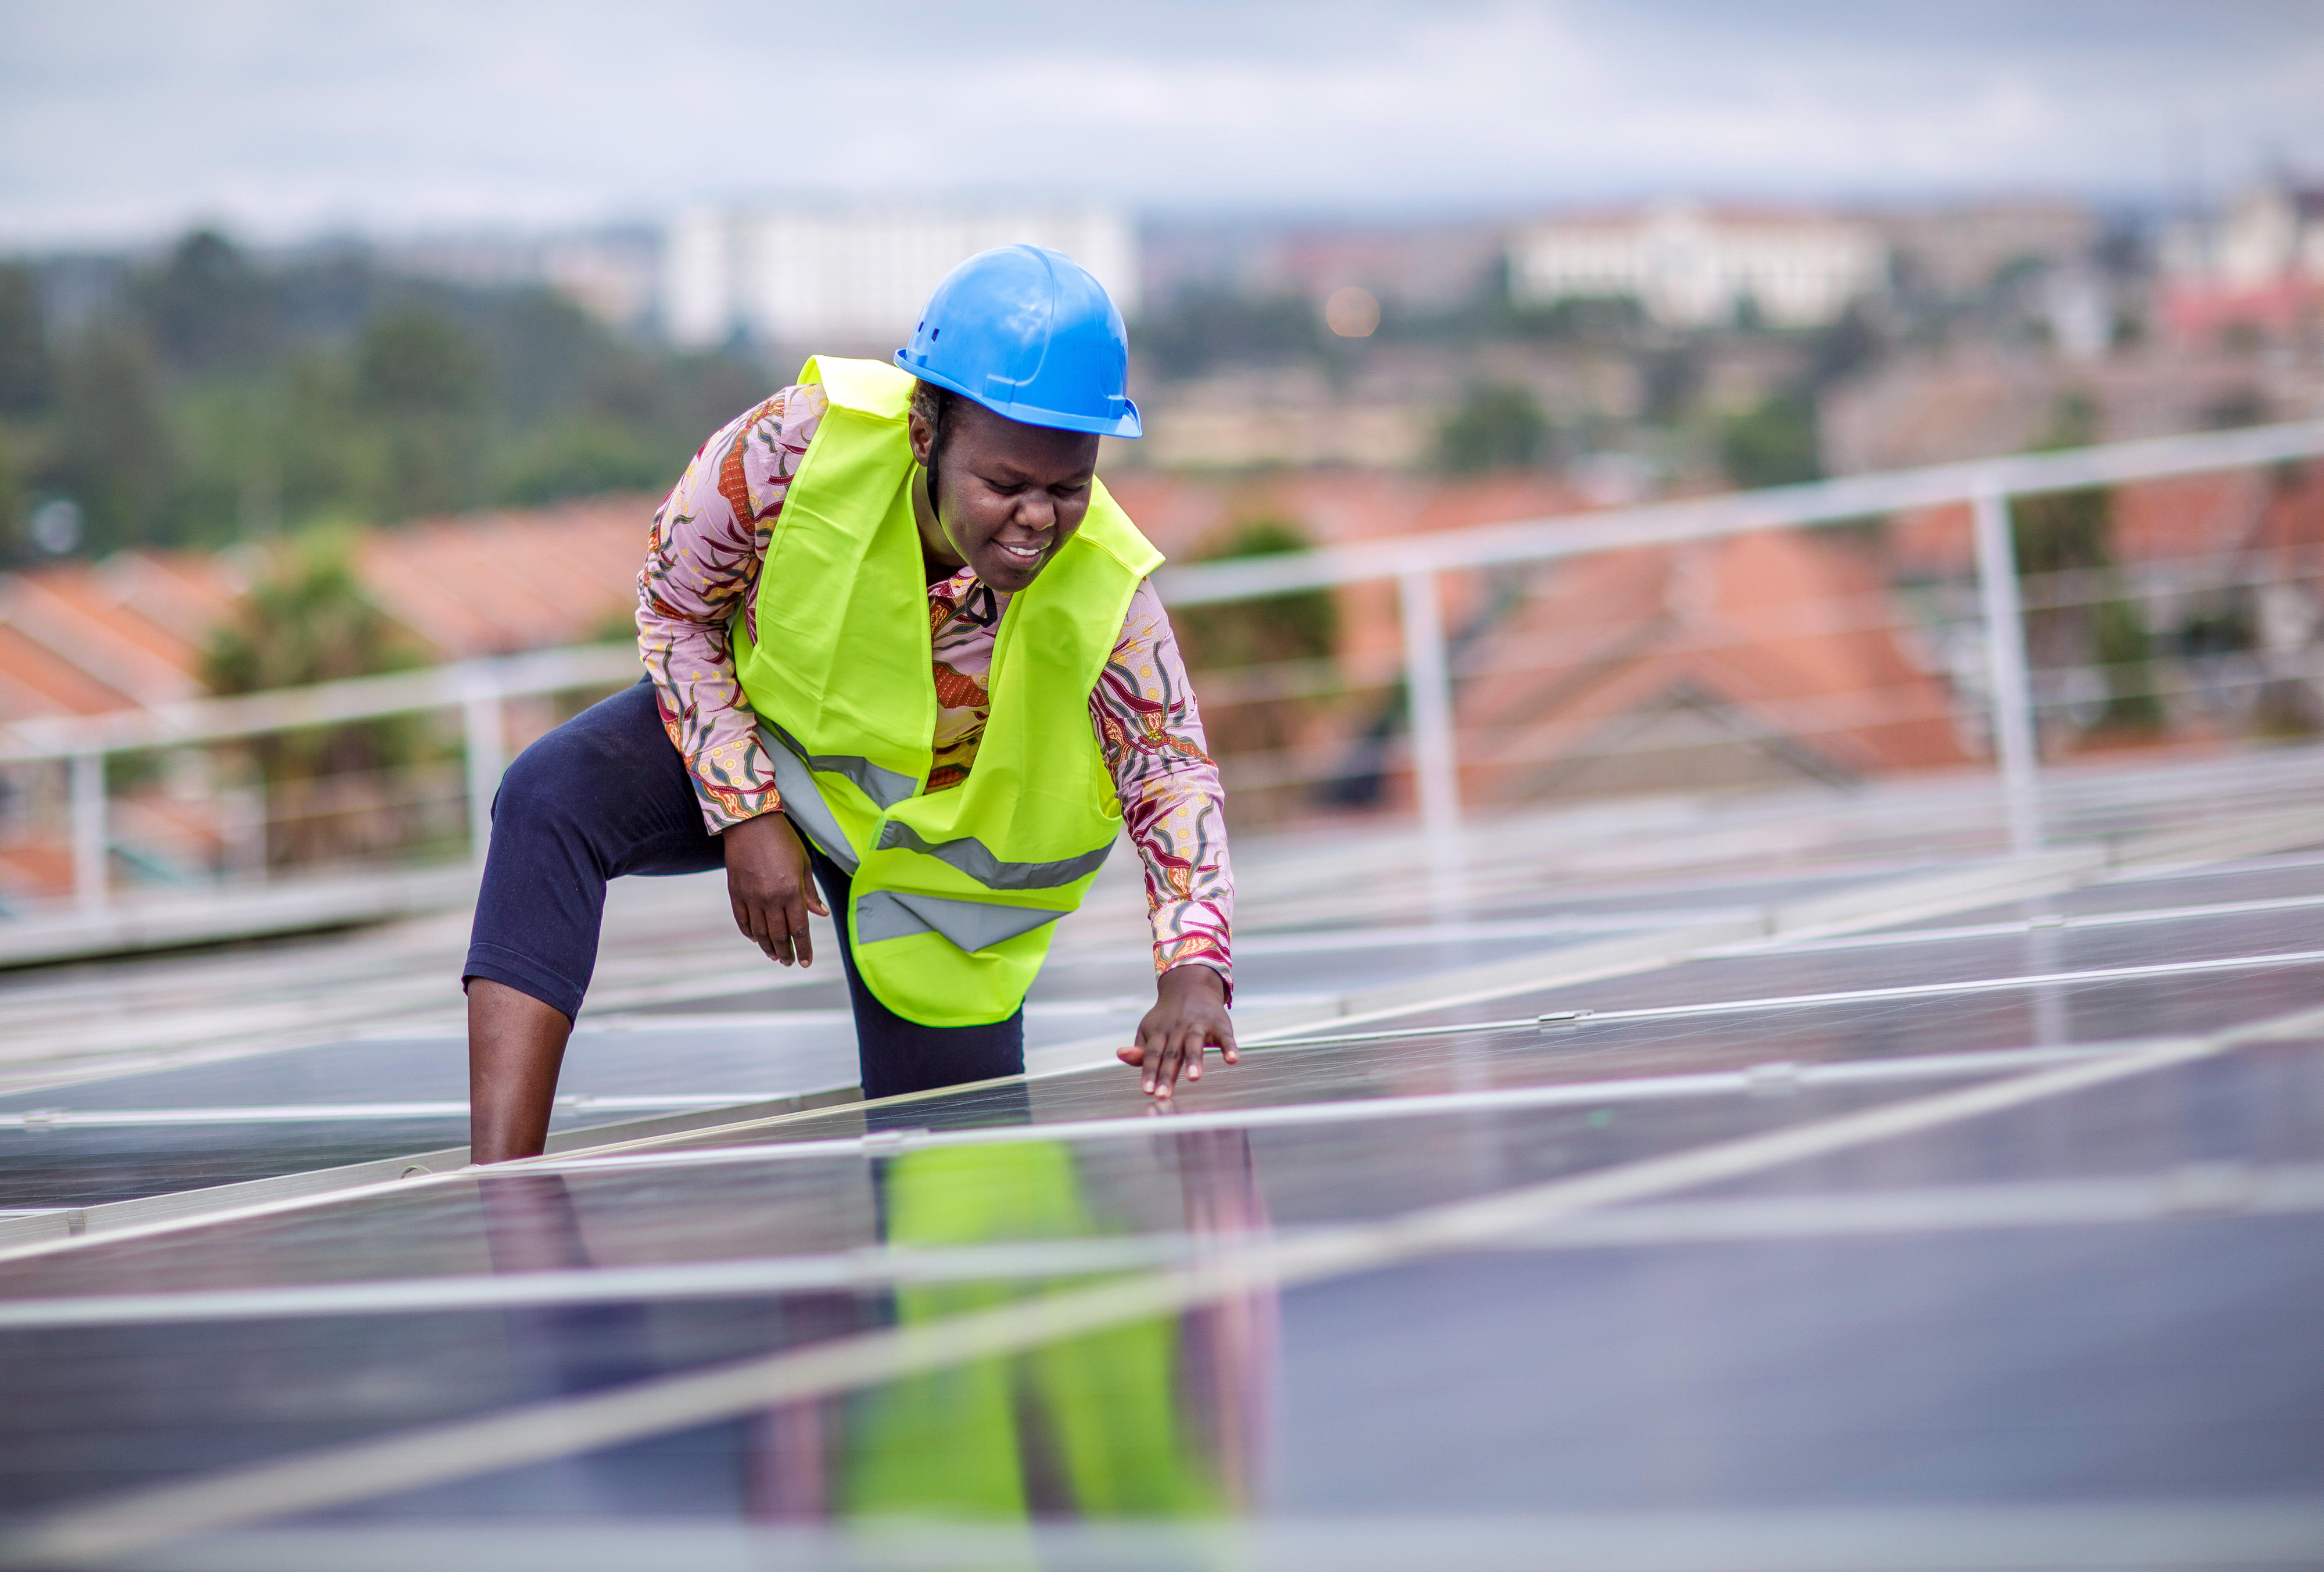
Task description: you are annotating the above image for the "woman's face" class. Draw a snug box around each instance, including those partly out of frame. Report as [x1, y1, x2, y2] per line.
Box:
[910, 396, 1101, 594]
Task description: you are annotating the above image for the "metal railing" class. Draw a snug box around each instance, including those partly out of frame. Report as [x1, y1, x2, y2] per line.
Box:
[3, 418, 2321, 918]
[1155, 418, 2324, 877]
[1, 645, 642, 915]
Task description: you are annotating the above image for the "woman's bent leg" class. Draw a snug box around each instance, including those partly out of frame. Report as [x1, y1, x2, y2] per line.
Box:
[465, 681, 721, 1159]
[806, 848, 1027, 1102]
[464, 680, 723, 1018]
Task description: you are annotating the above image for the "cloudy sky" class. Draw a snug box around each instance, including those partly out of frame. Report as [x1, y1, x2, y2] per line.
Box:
[5, 0, 2322, 247]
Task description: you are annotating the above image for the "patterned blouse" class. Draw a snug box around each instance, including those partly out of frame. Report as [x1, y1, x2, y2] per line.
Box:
[636, 383, 1232, 989]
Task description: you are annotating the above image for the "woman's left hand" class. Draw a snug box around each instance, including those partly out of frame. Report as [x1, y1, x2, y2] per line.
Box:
[1120, 964, 1237, 1099]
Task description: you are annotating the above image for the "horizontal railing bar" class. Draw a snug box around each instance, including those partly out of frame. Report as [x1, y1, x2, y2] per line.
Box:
[1153, 419, 2324, 604]
[0, 644, 640, 765]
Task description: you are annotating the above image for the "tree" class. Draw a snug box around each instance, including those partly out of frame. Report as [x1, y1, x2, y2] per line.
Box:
[1436, 382, 1549, 474]
[0, 235, 762, 550]
[133, 230, 279, 374]
[356, 310, 485, 417]
[2011, 392, 2160, 732]
[204, 531, 433, 864]
[0, 428, 27, 562]
[49, 323, 173, 553]
[2012, 393, 2107, 576]
[356, 310, 487, 520]
[1807, 303, 1881, 390]
[1717, 390, 1821, 489]
[0, 264, 52, 414]
[1172, 518, 1340, 822]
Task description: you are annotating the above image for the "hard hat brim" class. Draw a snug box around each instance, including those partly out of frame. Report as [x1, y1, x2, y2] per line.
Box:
[896, 356, 1143, 440]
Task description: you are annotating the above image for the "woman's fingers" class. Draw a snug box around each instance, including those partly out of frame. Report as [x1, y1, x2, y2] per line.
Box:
[1152, 1027, 1205, 1096]
[786, 891, 814, 968]
[723, 817, 822, 966]
[737, 891, 799, 965]
[1125, 1000, 1241, 1097]
[730, 893, 768, 957]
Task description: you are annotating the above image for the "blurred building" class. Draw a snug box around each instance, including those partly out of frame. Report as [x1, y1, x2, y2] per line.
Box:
[1876, 202, 2097, 299]
[1510, 200, 1882, 328]
[1142, 221, 1505, 314]
[1820, 345, 2322, 477]
[372, 228, 662, 331]
[662, 203, 1138, 352]
[2160, 176, 2324, 342]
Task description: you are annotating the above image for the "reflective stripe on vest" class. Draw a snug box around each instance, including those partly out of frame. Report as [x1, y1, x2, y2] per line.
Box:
[873, 820, 1113, 890]
[760, 717, 916, 814]
[853, 889, 1066, 951]
[729, 356, 1163, 1027]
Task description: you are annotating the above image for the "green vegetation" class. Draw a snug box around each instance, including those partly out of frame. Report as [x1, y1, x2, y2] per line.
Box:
[1716, 389, 1821, 489]
[2013, 392, 2160, 732]
[1435, 381, 1550, 474]
[1489, 292, 1647, 346]
[204, 529, 421, 695]
[0, 230, 764, 563]
[1174, 517, 1339, 821]
[2011, 393, 2108, 577]
[1178, 518, 1337, 665]
[203, 531, 442, 864]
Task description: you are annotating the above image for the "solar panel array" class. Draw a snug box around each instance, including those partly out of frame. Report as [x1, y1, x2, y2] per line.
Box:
[0, 757, 2319, 1572]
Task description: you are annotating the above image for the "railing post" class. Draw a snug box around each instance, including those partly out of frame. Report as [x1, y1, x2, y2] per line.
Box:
[1397, 566, 1465, 908]
[69, 750, 106, 915]
[462, 669, 507, 872]
[1971, 485, 2043, 854]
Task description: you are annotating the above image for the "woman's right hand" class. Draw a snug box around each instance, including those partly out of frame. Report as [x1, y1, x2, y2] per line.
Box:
[723, 811, 829, 966]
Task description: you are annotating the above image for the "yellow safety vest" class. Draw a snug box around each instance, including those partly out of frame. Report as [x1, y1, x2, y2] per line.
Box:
[731, 357, 1163, 1027]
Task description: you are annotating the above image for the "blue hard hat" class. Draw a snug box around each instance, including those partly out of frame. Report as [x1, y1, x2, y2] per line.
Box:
[896, 245, 1142, 439]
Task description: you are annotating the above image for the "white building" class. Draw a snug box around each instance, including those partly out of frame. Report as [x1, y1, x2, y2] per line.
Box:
[1510, 201, 1884, 328]
[662, 204, 1139, 350]
[2161, 180, 2324, 291]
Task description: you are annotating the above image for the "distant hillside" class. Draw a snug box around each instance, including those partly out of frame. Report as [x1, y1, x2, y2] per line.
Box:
[0, 230, 769, 564]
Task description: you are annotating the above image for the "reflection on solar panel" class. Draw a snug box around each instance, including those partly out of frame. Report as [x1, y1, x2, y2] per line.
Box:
[1, 760, 2321, 1572]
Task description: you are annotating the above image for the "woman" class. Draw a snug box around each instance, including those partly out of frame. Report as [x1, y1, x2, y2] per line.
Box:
[465, 246, 1236, 1163]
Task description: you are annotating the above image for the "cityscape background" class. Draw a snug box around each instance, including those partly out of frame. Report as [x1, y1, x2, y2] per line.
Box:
[1, 1, 2322, 905]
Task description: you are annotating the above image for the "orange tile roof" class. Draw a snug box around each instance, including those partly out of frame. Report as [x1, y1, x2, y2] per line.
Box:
[3, 568, 211, 696]
[0, 620, 134, 719]
[1453, 528, 1973, 800]
[1889, 460, 2324, 578]
[0, 496, 656, 729]
[356, 497, 651, 658]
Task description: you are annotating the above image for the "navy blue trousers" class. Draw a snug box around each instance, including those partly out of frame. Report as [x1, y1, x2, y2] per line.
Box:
[464, 681, 1025, 1101]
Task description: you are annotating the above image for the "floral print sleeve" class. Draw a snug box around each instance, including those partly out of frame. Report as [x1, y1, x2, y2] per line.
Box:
[1093, 580, 1235, 996]
[636, 384, 827, 831]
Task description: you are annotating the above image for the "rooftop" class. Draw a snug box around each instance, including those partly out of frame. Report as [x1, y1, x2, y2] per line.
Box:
[0, 746, 2320, 1569]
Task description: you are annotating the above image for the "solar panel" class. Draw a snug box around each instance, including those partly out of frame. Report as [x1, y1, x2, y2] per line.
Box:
[2, 775, 2322, 1572]
[0, 1021, 868, 1211]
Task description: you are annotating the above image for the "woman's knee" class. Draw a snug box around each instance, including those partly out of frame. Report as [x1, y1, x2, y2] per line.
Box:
[493, 721, 614, 832]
